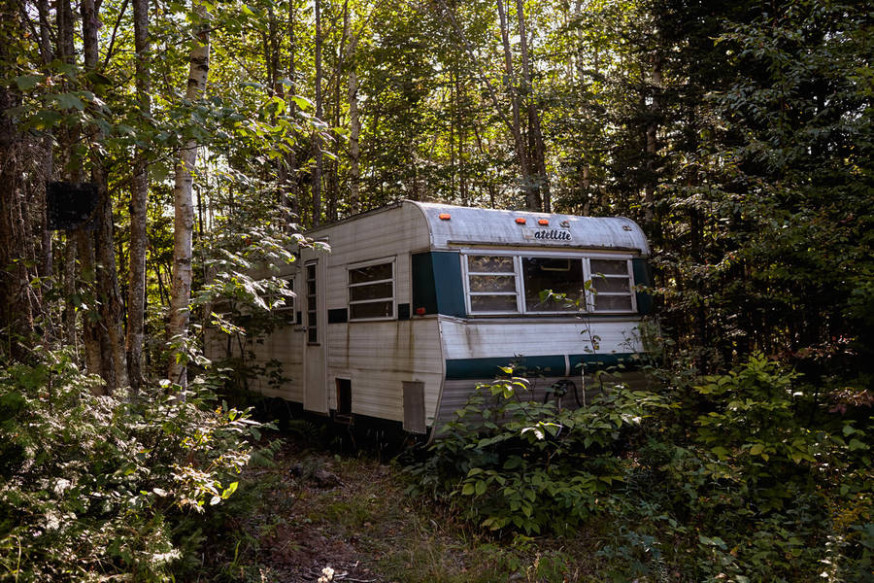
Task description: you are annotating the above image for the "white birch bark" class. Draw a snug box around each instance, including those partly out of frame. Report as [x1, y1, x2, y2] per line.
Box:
[168, 1, 210, 389]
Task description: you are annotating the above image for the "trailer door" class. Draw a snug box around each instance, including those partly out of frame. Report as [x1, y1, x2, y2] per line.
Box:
[303, 260, 328, 413]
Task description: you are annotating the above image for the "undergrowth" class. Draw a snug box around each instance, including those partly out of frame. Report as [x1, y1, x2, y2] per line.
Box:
[407, 355, 874, 582]
[0, 346, 268, 582]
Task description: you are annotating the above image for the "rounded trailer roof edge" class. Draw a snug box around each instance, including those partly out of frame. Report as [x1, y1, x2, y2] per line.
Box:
[297, 200, 649, 256]
[406, 200, 650, 256]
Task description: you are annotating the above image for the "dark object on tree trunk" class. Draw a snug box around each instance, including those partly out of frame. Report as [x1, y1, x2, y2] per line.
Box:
[46, 181, 98, 230]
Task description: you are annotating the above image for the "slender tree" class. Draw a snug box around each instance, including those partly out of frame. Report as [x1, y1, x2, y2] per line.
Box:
[127, 0, 151, 391]
[312, 0, 323, 226]
[169, 0, 210, 388]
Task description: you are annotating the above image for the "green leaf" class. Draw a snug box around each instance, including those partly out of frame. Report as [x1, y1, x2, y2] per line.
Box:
[29, 110, 63, 130]
[221, 481, 239, 499]
[14, 75, 43, 91]
[475, 480, 487, 496]
[290, 95, 313, 111]
[848, 439, 868, 451]
[54, 93, 86, 111]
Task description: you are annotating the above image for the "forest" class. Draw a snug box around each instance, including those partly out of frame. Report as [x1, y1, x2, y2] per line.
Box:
[1, 0, 872, 580]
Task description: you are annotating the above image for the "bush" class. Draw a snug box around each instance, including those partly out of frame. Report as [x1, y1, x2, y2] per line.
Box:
[408, 374, 671, 536]
[408, 356, 874, 581]
[0, 347, 264, 582]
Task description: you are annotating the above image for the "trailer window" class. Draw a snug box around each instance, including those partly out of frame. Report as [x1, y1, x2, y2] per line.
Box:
[589, 259, 634, 312]
[522, 258, 584, 312]
[466, 255, 519, 313]
[306, 264, 318, 343]
[275, 276, 294, 312]
[462, 253, 637, 316]
[349, 261, 394, 320]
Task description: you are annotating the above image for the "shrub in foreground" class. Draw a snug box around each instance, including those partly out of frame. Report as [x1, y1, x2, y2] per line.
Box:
[0, 348, 263, 582]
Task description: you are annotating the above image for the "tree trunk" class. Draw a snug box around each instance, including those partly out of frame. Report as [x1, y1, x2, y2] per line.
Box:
[127, 0, 151, 391]
[168, 0, 210, 389]
[496, 0, 532, 208]
[312, 0, 323, 227]
[514, 0, 546, 212]
[80, 0, 129, 391]
[282, 0, 299, 228]
[644, 54, 663, 229]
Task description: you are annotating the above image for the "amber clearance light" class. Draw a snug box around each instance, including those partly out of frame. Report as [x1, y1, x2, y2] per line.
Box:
[439, 213, 451, 220]
[515, 217, 527, 225]
[538, 219, 549, 226]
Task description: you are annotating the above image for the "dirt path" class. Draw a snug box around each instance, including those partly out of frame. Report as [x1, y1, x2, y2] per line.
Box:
[208, 436, 592, 583]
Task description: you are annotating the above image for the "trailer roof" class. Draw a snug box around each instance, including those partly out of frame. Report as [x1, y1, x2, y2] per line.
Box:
[408, 201, 650, 255]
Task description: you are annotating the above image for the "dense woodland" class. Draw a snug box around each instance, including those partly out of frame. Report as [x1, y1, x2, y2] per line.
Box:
[1, 0, 873, 580]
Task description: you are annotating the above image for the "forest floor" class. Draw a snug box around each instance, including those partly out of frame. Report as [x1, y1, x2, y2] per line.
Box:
[207, 428, 598, 583]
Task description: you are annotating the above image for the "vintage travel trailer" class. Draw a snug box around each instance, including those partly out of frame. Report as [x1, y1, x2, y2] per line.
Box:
[213, 201, 652, 435]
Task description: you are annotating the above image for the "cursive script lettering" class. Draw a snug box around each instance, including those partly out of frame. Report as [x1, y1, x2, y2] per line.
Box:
[534, 229, 572, 241]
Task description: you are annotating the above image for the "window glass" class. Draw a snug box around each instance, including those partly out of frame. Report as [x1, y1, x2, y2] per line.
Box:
[592, 276, 631, 294]
[350, 301, 393, 320]
[349, 263, 392, 284]
[350, 281, 393, 302]
[593, 294, 634, 311]
[471, 295, 518, 312]
[522, 258, 583, 312]
[469, 275, 516, 293]
[349, 261, 394, 320]
[468, 255, 514, 273]
[590, 259, 629, 275]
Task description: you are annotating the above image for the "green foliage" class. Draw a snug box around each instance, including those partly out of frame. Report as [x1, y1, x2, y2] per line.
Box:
[409, 375, 671, 536]
[0, 348, 264, 582]
[410, 355, 874, 581]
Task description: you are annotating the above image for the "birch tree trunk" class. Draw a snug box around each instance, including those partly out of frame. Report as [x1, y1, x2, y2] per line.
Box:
[347, 49, 360, 213]
[127, 0, 151, 391]
[281, 0, 299, 229]
[168, 0, 210, 389]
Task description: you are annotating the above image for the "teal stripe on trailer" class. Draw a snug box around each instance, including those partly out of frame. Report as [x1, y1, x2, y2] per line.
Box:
[445, 353, 640, 380]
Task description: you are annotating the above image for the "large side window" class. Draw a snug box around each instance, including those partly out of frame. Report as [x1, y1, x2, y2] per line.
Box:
[522, 257, 584, 313]
[348, 261, 394, 320]
[462, 252, 637, 316]
[588, 259, 634, 312]
[466, 255, 519, 313]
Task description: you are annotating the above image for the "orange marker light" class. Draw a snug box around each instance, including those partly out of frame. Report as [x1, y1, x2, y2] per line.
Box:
[515, 217, 527, 225]
[538, 219, 549, 226]
[439, 213, 451, 220]
[415, 307, 426, 315]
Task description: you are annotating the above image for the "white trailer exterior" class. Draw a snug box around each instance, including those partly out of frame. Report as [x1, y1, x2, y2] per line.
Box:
[220, 201, 652, 434]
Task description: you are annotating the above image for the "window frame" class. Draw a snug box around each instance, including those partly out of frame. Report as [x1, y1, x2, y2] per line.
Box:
[273, 275, 295, 313]
[460, 250, 637, 316]
[305, 263, 318, 344]
[586, 257, 636, 314]
[347, 257, 396, 321]
[464, 254, 522, 315]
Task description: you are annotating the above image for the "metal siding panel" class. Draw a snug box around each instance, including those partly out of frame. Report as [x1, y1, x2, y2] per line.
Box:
[439, 318, 642, 361]
[432, 252, 466, 317]
[326, 319, 444, 423]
